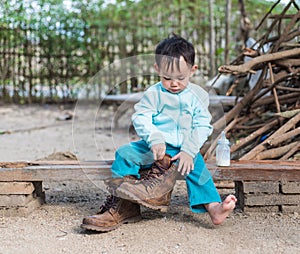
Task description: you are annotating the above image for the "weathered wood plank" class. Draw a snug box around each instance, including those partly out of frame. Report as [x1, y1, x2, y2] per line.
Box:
[103, 93, 242, 107]
[0, 162, 28, 168]
[0, 160, 299, 182]
[28, 160, 114, 165]
[207, 160, 300, 181]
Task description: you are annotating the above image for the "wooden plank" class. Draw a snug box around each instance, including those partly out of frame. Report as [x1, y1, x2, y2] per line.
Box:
[0, 160, 299, 182]
[0, 162, 28, 168]
[207, 160, 300, 181]
[0, 163, 112, 181]
[0, 182, 35, 195]
[103, 93, 241, 107]
[28, 160, 114, 165]
[103, 92, 143, 103]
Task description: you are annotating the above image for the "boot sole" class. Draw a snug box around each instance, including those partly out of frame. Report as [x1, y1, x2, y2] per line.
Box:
[116, 188, 169, 212]
[80, 215, 142, 232]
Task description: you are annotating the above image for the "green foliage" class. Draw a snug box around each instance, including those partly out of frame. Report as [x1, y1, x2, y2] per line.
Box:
[0, 0, 298, 103]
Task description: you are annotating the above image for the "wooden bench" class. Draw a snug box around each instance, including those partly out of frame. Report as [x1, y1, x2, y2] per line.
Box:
[1, 160, 299, 182]
[1, 160, 299, 215]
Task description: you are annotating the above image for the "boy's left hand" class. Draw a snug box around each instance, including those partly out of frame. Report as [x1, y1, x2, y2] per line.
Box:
[171, 151, 194, 176]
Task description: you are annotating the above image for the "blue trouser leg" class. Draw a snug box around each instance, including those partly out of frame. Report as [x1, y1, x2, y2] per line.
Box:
[111, 140, 221, 213]
[111, 140, 153, 178]
[186, 153, 221, 213]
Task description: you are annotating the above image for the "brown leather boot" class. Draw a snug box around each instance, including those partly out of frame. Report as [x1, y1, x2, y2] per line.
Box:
[104, 175, 137, 193]
[115, 154, 178, 212]
[81, 195, 142, 232]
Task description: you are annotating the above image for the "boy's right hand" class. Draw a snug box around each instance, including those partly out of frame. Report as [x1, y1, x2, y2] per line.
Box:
[151, 143, 166, 160]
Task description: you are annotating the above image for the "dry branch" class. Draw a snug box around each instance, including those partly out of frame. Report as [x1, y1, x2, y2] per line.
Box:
[218, 48, 300, 74]
[272, 9, 300, 51]
[276, 85, 300, 92]
[231, 119, 279, 153]
[213, 67, 267, 131]
[279, 142, 300, 160]
[275, 59, 300, 68]
[267, 127, 300, 146]
[274, 109, 300, 118]
[205, 4, 300, 161]
[251, 92, 300, 108]
[268, 62, 281, 113]
[254, 141, 298, 160]
[241, 112, 300, 160]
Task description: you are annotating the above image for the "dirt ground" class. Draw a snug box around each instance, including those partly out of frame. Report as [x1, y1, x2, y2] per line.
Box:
[0, 103, 299, 254]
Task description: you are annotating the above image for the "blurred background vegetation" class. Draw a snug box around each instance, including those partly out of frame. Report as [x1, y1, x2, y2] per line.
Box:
[0, 0, 297, 103]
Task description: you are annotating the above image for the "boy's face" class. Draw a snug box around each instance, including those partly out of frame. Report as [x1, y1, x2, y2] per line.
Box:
[155, 56, 197, 94]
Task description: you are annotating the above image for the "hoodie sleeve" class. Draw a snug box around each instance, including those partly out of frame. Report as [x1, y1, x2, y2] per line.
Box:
[180, 90, 213, 158]
[131, 89, 165, 147]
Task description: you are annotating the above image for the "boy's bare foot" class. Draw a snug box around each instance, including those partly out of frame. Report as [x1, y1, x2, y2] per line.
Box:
[205, 195, 237, 225]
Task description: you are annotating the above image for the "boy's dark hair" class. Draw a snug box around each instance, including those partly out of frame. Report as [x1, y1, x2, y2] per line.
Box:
[155, 33, 195, 71]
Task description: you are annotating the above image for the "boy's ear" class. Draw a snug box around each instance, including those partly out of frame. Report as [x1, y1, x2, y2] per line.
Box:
[190, 65, 198, 76]
[154, 63, 160, 73]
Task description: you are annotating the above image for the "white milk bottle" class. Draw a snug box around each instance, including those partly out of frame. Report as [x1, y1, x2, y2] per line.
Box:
[216, 131, 230, 166]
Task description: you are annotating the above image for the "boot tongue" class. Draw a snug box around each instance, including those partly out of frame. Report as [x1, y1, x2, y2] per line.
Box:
[155, 154, 171, 170]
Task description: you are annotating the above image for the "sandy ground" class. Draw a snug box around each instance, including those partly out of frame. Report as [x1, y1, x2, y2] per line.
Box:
[0, 103, 299, 254]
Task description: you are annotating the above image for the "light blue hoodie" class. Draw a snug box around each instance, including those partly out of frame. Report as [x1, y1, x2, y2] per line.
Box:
[132, 82, 213, 158]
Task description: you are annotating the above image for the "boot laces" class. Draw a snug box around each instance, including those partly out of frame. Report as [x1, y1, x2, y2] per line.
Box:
[98, 195, 120, 214]
[142, 162, 170, 188]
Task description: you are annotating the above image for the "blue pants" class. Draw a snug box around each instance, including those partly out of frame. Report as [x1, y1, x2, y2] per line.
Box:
[111, 140, 221, 213]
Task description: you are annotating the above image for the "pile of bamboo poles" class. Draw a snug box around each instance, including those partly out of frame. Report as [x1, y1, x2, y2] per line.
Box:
[204, 0, 300, 161]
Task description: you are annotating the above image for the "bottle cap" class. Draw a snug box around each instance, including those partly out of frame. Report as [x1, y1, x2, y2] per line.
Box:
[218, 131, 230, 145]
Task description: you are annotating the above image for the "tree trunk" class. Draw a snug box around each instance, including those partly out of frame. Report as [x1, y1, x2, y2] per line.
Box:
[225, 0, 232, 65]
[209, 0, 216, 78]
